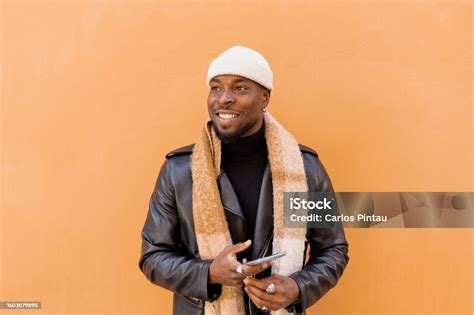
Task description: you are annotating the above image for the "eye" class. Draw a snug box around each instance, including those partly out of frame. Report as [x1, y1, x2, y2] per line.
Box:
[210, 86, 220, 91]
[236, 86, 249, 91]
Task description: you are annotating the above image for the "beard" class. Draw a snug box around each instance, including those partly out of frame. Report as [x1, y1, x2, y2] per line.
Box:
[212, 118, 258, 144]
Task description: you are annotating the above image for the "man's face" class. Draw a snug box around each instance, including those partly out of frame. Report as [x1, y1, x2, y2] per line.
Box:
[207, 75, 270, 143]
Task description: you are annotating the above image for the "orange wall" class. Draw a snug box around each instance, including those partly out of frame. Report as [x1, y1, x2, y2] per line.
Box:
[1, 1, 472, 314]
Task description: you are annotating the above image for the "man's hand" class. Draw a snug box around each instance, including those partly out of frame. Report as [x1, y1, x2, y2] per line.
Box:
[241, 257, 273, 278]
[209, 240, 272, 287]
[243, 275, 300, 311]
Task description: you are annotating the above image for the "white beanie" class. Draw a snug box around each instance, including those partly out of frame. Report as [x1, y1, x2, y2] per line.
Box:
[206, 45, 273, 90]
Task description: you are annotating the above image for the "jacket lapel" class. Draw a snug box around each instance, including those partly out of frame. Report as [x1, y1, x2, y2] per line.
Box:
[251, 163, 274, 260]
[217, 165, 274, 259]
[217, 170, 247, 244]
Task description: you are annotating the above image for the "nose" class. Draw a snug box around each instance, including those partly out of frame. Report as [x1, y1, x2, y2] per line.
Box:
[217, 89, 235, 106]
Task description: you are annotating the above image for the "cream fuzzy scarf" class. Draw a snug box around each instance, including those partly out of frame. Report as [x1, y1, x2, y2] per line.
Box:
[191, 113, 308, 315]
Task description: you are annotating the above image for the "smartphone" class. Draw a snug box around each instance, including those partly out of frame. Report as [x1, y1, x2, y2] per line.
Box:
[245, 251, 286, 266]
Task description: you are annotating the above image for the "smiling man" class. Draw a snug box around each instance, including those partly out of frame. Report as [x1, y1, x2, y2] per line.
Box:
[139, 46, 349, 315]
[208, 75, 269, 143]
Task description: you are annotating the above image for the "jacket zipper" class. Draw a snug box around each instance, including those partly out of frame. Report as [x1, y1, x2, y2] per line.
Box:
[185, 295, 201, 305]
[248, 232, 273, 315]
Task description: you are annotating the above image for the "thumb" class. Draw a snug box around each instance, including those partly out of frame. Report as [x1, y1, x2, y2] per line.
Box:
[225, 240, 252, 255]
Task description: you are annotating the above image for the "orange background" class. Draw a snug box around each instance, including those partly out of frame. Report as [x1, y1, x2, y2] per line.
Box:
[1, 1, 472, 314]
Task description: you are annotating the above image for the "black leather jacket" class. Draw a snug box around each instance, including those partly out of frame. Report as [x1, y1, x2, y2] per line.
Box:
[139, 144, 349, 315]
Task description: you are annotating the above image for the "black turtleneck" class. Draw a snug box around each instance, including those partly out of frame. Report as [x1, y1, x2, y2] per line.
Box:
[221, 123, 268, 243]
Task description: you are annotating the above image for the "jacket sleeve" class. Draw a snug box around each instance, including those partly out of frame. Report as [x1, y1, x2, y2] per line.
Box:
[288, 156, 349, 312]
[138, 158, 221, 301]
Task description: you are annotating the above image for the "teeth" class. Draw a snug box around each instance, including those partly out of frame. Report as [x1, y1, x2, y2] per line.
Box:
[218, 113, 238, 120]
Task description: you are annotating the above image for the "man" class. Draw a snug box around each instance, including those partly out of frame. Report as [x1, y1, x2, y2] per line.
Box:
[139, 45, 349, 315]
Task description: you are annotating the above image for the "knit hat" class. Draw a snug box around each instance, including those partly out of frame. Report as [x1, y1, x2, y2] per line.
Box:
[206, 45, 273, 90]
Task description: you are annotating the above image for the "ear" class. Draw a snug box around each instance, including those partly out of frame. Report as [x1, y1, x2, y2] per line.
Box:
[261, 89, 271, 107]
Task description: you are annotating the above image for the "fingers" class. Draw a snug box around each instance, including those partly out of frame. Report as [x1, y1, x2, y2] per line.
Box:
[244, 286, 265, 309]
[242, 260, 272, 277]
[229, 273, 246, 287]
[245, 283, 270, 301]
[244, 286, 278, 311]
[224, 240, 252, 255]
[225, 263, 246, 286]
[243, 277, 268, 291]
[234, 263, 245, 277]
